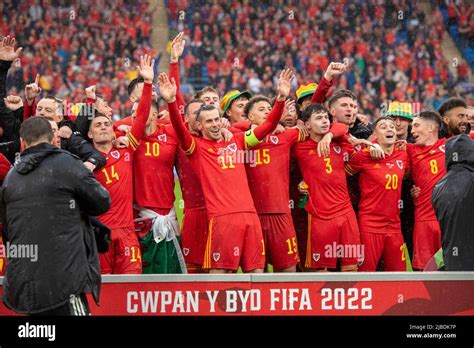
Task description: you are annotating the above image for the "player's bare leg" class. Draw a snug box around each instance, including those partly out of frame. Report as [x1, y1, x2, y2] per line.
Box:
[209, 268, 232, 274]
[247, 268, 264, 273]
[306, 267, 329, 272]
[341, 264, 358, 272]
[274, 266, 297, 272]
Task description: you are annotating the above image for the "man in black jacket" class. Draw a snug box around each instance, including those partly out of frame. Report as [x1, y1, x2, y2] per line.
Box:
[0, 117, 111, 315]
[432, 134, 474, 271]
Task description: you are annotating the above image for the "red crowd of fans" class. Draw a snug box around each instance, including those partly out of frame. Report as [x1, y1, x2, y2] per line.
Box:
[1, 0, 155, 119]
[168, 0, 473, 119]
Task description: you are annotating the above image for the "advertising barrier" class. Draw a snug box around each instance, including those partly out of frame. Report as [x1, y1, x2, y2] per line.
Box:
[0, 273, 473, 316]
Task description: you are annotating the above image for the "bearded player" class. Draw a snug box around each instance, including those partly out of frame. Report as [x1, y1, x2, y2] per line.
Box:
[160, 69, 293, 273]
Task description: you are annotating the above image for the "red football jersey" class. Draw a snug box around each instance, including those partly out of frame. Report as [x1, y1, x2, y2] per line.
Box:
[95, 147, 135, 229]
[133, 124, 178, 211]
[245, 129, 302, 214]
[407, 138, 447, 221]
[345, 148, 410, 233]
[95, 82, 152, 229]
[167, 98, 285, 219]
[176, 147, 206, 209]
[292, 139, 354, 220]
[187, 133, 257, 218]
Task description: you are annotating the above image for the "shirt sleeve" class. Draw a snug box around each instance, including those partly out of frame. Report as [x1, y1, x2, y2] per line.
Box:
[250, 99, 285, 145]
[168, 99, 195, 155]
[310, 76, 333, 104]
[169, 61, 186, 114]
[329, 122, 349, 139]
[345, 149, 366, 176]
[127, 82, 152, 150]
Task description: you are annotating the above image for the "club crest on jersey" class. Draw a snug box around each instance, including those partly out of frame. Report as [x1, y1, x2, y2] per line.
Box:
[439, 145, 445, 153]
[312, 253, 320, 262]
[158, 134, 167, 142]
[396, 160, 403, 169]
[269, 135, 279, 144]
[110, 150, 120, 159]
[227, 143, 237, 152]
[212, 253, 221, 262]
[182, 248, 190, 256]
[333, 146, 341, 154]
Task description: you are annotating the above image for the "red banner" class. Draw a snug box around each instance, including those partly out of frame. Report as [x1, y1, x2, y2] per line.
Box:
[1, 274, 473, 316]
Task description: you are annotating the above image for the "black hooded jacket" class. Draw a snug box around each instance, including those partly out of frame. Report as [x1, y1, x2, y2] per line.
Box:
[0, 143, 111, 313]
[432, 134, 474, 271]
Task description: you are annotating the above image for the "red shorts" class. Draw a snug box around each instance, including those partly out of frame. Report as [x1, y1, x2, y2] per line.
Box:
[203, 212, 265, 272]
[100, 226, 142, 274]
[181, 207, 208, 266]
[412, 219, 442, 270]
[359, 231, 406, 272]
[305, 210, 360, 269]
[259, 213, 299, 270]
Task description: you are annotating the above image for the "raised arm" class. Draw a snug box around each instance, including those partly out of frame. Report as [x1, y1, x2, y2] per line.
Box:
[169, 32, 186, 112]
[23, 74, 41, 120]
[310, 62, 345, 104]
[75, 85, 98, 139]
[251, 69, 294, 144]
[158, 72, 194, 154]
[0, 36, 22, 103]
[127, 54, 154, 150]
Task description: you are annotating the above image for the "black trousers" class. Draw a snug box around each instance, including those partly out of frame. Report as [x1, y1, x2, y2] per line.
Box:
[31, 294, 90, 316]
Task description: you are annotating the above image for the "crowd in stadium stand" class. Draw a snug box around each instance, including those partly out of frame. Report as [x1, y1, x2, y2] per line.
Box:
[167, 0, 473, 119]
[1, 0, 155, 120]
[440, 0, 474, 68]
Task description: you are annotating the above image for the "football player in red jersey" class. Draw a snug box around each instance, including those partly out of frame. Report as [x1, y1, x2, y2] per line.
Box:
[345, 117, 410, 271]
[406, 111, 447, 270]
[87, 54, 154, 274]
[243, 96, 347, 272]
[175, 99, 208, 273]
[291, 103, 360, 272]
[160, 69, 293, 273]
[243, 96, 305, 272]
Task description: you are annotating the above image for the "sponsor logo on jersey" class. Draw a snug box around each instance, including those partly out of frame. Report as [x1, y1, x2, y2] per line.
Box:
[207, 147, 216, 153]
[308, 149, 316, 155]
[182, 248, 190, 256]
[312, 253, 320, 262]
[396, 160, 403, 169]
[269, 135, 279, 144]
[439, 145, 445, 153]
[333, 146, 341, 154]
[227, 143, 237, 152]
[158, 134, 167, 142]
[212, 253, 221, 262]
[386, 163, 394, 168]
[373, 163, 381, 169]
[430, 149, 436, 154]
[110, 150, 120, 159]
